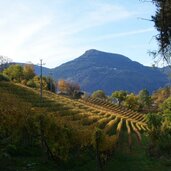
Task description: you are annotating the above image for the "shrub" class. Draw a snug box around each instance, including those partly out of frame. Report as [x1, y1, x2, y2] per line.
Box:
[92, 90, 106, 99]
[26, 79, 36, 88]
[0, 73, 10, 81]
[146, 113, 171, 157]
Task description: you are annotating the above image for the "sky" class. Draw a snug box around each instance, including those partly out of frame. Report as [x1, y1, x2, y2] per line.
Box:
[0, 0, 159, 68]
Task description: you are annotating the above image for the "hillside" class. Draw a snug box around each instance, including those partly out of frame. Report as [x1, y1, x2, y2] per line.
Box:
[44, 49, 169, 94]
[1, 81, 170, 171]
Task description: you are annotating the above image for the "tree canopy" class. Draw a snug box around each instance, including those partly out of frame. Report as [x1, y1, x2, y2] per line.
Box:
[92, 90, 106, 99]
[111, 90, 127, 105]
[0, 56, 12, 72]
[57, 79, 80, 97]
[151, 0, 171, 65]
[138, 89, 152, 110]
[23, 63, 35, 80]
[3, 64, 23, 82]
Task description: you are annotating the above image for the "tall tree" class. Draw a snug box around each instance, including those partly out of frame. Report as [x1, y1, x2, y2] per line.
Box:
[151, 0, 171, 65]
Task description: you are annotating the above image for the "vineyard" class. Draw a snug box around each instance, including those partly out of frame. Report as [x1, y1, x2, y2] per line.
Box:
[1, 81, 148, 147]
[45, 93, 148, 146]
[45, 90, 149, 144]
[1, 81, 171, 171]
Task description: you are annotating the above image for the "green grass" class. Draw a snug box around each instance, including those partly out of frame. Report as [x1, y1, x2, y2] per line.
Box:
[1, 145, 170, 171]
[105, 136, 171, 171]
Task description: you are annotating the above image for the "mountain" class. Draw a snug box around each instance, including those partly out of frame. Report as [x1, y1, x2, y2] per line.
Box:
[34, 65, 52, 76]
[37, 49, 170, 94]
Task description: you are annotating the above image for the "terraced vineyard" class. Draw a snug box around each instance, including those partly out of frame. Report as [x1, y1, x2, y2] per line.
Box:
[0, 81, 148, 150]
[4, 81, 171, 171]
[30, 84, 148, 147]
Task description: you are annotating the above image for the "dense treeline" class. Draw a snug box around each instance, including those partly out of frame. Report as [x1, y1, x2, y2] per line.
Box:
[91, 87, 171, 112]
[1, 63, 56, 92]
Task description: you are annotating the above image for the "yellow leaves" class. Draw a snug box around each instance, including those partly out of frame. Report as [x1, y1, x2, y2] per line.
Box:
[126, 120, 132, 147]
[76, 129, 93, 147]
[116, 118, 123, 138]
[104, 117, 118, 133]
[131, 122, 142, 144]
[57, 79, 80, 96]
[57, 80, 68, 92]
[126, 120, 131, 135]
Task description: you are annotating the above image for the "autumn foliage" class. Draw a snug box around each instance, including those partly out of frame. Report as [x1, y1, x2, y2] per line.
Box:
[57, 79, 80, 96]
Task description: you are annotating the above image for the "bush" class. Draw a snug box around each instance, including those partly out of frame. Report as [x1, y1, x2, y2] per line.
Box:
[26, 79, 36, 88]
[0, 73, 9, 81]
[146, 113, 171, 157]
[92, 90, 106, 99]
[21, 79, 27, 85]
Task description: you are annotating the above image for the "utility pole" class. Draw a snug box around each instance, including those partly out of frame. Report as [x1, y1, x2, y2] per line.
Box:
[39, 59, 45, 101]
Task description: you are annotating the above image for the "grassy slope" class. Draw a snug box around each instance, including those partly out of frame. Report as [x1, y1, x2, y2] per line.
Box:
[0, 81, 170, 171]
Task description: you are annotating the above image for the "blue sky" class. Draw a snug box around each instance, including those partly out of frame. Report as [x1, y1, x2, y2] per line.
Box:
[0, 0, 158, 68]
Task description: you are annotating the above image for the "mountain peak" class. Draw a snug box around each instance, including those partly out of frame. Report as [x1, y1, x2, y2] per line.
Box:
[83, 49, 130, 60]
[84, 49, 101, 55]
[35, 49, 169, 94]
[81, 49, 133, 66]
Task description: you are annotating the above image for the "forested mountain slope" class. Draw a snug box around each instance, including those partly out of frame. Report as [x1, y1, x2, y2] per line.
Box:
[49, 49, 169, 94]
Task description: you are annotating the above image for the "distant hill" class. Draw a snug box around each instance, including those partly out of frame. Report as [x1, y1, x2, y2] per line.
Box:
[14, 49, 168, 94]
[40, 49, 168, 94]
[34, 65, 52, 76]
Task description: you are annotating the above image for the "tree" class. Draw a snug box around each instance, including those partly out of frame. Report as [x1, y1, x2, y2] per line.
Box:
[57, 80, 69, 93]
[67, 81, 80, 97]
[47, 76, 56, 93]
[57, 80, 80, 97]
[0, 73, 9, 81]
[0, 56, 12, 72]
[92, 90, 106, 99]
[111, 90, 127, 105]
[33, 76, 48, 89]
[23, 63, 35, 80]
[152, 86, 171, 109]
[146, 90, 171, 157]
[123, 93, 140, 111]
[3, 64, 23, 82]
[151, 0, 171, 65]
[160, 96, 171, 113]
[146, 112, 171, 157]
[138, 89, 152, 111]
